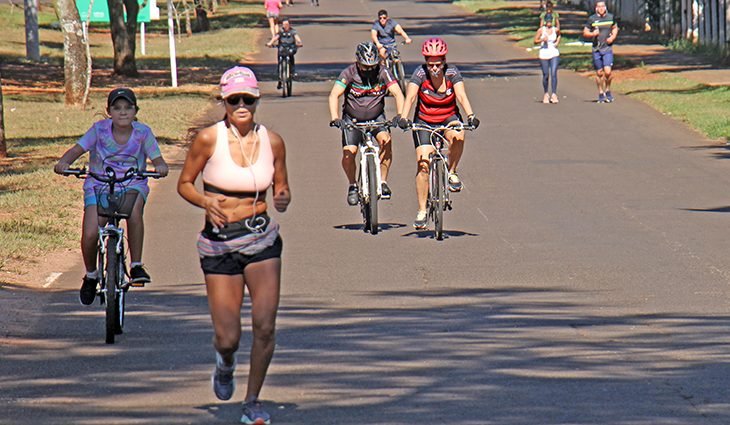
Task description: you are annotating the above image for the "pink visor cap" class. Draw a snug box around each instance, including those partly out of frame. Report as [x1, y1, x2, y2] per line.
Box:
[220, 66, 260, 98]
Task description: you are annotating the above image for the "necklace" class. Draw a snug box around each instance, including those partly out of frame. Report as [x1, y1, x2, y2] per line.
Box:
[230, 124, 266, 233]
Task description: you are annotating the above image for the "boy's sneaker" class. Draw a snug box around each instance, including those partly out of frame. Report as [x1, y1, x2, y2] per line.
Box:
[240, 399, 271, 425]
[347, 184, 359, 206]
[413, 210, 428, 229]
[129, 265, 151, 284]
[597, 93, 606, 103]
[381, 182, 392, 200]
[212, 352, 236, 401]
[79, 276, 98, 306]
[605, 91, 614, 103]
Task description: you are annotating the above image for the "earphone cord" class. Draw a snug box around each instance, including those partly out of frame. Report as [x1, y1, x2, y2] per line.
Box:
[231, 124, 265, 234]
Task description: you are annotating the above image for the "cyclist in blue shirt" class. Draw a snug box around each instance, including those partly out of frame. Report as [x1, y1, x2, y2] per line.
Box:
[370, 9, 412, 60]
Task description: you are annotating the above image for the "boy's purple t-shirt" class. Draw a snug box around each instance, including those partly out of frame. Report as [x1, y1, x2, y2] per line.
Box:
[77, 119, 162, 194]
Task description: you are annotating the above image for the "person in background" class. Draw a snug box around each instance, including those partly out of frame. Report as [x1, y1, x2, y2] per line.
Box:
[583, 0, 618, 103]
[264, 0, 283, 39]
[534, 13, 561, 104]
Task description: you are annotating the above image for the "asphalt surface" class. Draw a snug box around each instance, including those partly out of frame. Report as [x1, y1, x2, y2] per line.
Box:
[2, 0, 730, 424]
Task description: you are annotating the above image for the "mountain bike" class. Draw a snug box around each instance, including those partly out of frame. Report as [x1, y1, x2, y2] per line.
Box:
[62, 166, 162, 344]
[383, 42, 407, 93]
[337, 120, 393, 235]
[408, 121, 475, 240]
[273, 44, 298, 97]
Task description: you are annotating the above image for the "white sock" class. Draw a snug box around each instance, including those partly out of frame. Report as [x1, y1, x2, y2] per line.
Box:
[86, 270, 99, 279]
[130, 262, 143, 268]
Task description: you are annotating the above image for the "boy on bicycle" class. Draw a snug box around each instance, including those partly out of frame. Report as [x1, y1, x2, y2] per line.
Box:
[266, 17, 303, 89]
[328, 42, 405, 205]
[54, 88, 168, 305]
[371, 9, 412, 60]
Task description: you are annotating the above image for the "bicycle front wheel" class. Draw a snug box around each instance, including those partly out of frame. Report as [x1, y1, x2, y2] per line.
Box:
[281, 58, 290, 97]
[431, 158, 446, 240]
[366, 155, 379, 234]
[395, 61, 406, 93]
[114, 253, 126, 335]
[285, 57, 293, 96]
[104, 235, 118, 344]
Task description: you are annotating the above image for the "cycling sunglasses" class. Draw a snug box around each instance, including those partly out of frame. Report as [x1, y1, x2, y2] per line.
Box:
[225, 95, 258, 106]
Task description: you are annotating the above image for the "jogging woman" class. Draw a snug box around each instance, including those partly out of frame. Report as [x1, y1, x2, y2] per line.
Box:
[398, 37, 479, 229]
[177, 66, 290, 425]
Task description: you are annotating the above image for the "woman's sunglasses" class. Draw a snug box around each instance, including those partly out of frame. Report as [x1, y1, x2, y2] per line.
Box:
[427, 61, 444, 69]
[225, 95, 257, 106]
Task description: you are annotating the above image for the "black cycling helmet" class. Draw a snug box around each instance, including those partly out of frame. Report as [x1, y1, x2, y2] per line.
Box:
[355, 42, 379, 66]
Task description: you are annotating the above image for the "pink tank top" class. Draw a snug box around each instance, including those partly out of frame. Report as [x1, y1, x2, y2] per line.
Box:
[264, 0, 281, 13]
[202, 121, 275, 193]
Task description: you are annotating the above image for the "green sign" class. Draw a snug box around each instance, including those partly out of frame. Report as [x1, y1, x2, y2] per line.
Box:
[76, 0, 158, 23]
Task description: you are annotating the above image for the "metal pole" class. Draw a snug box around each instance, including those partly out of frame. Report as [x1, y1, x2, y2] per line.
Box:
[167, 0, 178, 87]
[141, 22, 146, 56]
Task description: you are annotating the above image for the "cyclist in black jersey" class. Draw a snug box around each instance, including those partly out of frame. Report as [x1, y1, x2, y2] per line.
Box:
[267, 17, 303, 89]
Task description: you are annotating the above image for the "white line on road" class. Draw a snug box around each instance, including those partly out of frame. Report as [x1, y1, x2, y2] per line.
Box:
[43, 272, 62, 288]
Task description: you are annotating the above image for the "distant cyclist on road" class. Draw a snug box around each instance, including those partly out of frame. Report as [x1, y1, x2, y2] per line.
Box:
[266, 17, 303, 89]
[54, 88, 169, 305]
[397, 38, 479, 229]
[371, 9, 412, 60]
[583, 0, 618, 103]
[328, 42, 405, 206]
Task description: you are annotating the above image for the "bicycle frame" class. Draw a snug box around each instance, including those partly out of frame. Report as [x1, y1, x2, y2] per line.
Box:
[62, 166, 161, 343]
[409, 122, 475, 239]
[342, 120, 392, 234]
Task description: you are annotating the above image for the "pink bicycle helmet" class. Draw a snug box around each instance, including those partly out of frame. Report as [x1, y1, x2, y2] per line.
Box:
[421, 37, 448, 57]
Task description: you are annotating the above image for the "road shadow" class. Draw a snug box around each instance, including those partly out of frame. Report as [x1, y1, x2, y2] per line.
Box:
[1, 284, 729, 423]
[333, 222, 408, 233]
[401, 229, 480, 239]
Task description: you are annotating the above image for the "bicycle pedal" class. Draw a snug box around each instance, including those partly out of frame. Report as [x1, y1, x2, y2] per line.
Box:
[129, 282, 146, 288]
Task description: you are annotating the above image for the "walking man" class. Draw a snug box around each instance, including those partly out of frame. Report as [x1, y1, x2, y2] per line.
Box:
[583, 0, 618, 103]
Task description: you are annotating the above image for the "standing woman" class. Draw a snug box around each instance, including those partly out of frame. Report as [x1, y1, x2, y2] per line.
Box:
[264, 0, 283, 39]
[177, 66, 290, 425]
[534, 13, 560, 104]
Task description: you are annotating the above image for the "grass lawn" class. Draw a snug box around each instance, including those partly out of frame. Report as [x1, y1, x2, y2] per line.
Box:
[0, 0, 263, 282]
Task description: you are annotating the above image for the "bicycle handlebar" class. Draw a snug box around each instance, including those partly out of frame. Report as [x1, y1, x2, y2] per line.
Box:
[407, 122, 476, 133]
[61, 167, 163, 182]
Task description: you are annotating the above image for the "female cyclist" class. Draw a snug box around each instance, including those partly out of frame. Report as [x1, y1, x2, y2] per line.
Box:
[398, 37, 479, 229]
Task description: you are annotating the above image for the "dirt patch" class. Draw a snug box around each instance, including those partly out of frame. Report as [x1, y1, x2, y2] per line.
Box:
[0, 248, 78, 290]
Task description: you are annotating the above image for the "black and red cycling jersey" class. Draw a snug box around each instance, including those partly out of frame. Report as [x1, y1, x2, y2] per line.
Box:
[409, 64, 464, 124]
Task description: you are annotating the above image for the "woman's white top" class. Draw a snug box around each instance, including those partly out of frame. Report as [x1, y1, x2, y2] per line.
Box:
[538, 26, 560, 60]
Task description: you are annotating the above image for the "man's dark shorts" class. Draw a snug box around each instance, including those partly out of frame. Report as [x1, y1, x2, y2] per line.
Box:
[592, 48, 614, 70]
[341, 113, 390, 148]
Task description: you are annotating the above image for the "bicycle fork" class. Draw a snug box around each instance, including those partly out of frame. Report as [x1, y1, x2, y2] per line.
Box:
[98, 225, 126, 292]
[359, 142, 382, 203]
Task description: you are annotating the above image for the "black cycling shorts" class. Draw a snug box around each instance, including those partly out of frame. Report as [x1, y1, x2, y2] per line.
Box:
[341, 113, 390, 148]
[412, 114, 463, 148]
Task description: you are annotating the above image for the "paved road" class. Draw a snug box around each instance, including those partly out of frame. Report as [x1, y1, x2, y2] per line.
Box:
[3, 1, 730, 424]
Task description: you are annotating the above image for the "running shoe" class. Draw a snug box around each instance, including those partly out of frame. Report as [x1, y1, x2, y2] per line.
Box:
[448, 173, 463, 192]
[347, 184, 359, 206]
[550, 93, 559, 104]
[212, 352, 236, 401]
[597, 93, 606, 103]
[130, 265, 151, 284]
[240, 399, 271, 425]
[605, 91, 614, 103]
[79, 276, 98, 306]
[413, 210, 428, 229]
[542, 93, 550, 104]
[381, 181, 392, 200]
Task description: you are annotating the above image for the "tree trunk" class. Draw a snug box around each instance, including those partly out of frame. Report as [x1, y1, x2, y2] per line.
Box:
[24, 0, 41, 61]
[56, 0, 89, 105]
[107, 0, 139, 76]
[0, 70, 6, 159]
